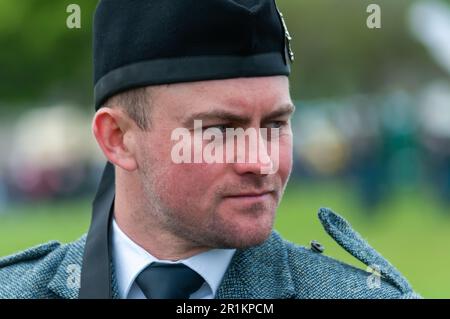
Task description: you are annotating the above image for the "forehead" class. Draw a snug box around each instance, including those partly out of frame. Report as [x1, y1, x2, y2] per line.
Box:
[152, 76, 291, 122]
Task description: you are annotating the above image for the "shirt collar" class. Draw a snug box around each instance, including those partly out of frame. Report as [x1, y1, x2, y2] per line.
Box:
[111, 218, 235, 298]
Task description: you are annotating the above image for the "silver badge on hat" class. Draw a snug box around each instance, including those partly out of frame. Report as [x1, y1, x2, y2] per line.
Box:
[276, 7, 294, 63]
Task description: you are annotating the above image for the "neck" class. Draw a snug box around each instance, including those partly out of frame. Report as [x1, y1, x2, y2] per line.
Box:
[113, 212, 210, 261]
[114, 173, 210, 260]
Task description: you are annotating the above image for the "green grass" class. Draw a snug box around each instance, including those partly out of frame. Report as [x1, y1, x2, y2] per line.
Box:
[1, 181, 449, 298]
[0, 200, 91, 255]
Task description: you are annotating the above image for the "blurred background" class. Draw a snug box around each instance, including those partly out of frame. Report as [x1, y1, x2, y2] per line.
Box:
[0, 0, 449, 298]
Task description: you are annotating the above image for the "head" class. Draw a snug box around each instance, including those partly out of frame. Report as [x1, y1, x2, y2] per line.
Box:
[93, 75, 294, 251]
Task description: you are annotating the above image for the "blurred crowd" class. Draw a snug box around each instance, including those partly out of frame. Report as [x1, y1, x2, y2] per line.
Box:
[292, 81, 450, 209]
[0, 106, 104, 211]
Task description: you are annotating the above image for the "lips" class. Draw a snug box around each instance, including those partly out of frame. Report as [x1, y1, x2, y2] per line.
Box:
[223, 191, 274, 208]
[225, 190, 274, 198]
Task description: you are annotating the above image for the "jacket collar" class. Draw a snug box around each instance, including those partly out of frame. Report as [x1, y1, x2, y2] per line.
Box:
[47, 231, 296, 299]
[47, 235, 120, 299]
[216, 231, 296, 299]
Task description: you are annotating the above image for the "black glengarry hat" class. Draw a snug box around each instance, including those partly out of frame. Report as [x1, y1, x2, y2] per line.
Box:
[93, 0, 293, 109]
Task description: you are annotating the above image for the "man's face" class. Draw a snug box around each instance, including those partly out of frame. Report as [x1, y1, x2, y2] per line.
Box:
[134, 75, 294, 249]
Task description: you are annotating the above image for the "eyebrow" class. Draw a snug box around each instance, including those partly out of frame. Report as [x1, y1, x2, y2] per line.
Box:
[181, 103, 296, 127]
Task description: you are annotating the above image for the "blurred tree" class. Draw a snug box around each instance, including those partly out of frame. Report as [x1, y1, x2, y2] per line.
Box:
[0, 0, 448, 111]
[278, 0, 449, 99]
[0, 0, 96, 110]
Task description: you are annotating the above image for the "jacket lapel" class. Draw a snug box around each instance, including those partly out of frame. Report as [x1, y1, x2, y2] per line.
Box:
[216, 231, 296, 299]
[47, 235, 120, 299]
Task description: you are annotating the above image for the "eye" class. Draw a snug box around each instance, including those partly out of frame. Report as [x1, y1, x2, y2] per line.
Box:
[203, 124, 229, 133]
[267, 121, 288, 129]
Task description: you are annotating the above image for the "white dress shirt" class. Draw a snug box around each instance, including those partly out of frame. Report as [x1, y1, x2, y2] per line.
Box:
[111, 219, 236, 299]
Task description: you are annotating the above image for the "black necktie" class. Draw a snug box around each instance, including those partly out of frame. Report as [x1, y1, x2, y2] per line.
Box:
[135, 263, 205, 299]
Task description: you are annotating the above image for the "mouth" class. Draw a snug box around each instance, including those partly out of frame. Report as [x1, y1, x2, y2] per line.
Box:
[223, 190, 275, 203]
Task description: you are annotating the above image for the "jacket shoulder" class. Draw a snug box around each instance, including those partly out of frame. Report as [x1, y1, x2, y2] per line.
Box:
[282, 208, 421, 299]
[0, 240, 70, 298]
[0, 241, 61, 268]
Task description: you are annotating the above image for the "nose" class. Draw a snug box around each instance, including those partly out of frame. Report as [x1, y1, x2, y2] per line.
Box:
[232, 159, 273, 176]
[229, 129, 278, 176]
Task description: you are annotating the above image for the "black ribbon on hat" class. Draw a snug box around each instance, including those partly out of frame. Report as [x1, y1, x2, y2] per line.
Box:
[79, 0, 293, 299]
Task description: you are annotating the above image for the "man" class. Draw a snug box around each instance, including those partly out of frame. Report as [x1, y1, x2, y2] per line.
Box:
[0, 0, 420, 299]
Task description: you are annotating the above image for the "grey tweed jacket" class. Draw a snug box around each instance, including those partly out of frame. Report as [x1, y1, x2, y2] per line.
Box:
[0, 208, 421, 299]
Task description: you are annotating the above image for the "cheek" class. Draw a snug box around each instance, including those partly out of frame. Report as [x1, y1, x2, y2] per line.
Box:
[141, 130, 221, 206]
[275, 136, 293, 183]
[157, 162, 222, 208]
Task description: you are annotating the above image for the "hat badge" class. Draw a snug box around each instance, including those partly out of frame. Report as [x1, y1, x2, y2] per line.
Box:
[277, 8, 294, 63]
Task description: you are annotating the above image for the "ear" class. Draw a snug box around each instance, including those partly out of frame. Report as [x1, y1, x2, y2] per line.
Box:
[92, 107, 138, 171]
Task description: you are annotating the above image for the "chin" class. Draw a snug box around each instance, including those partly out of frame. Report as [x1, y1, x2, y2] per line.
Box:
[201, 204, 276, 249]
[218, 219, 274, 249]
[235, 228, 273, 249]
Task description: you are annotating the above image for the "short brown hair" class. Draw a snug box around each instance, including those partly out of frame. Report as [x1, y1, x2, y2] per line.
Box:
[103, 86, 152, 130]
